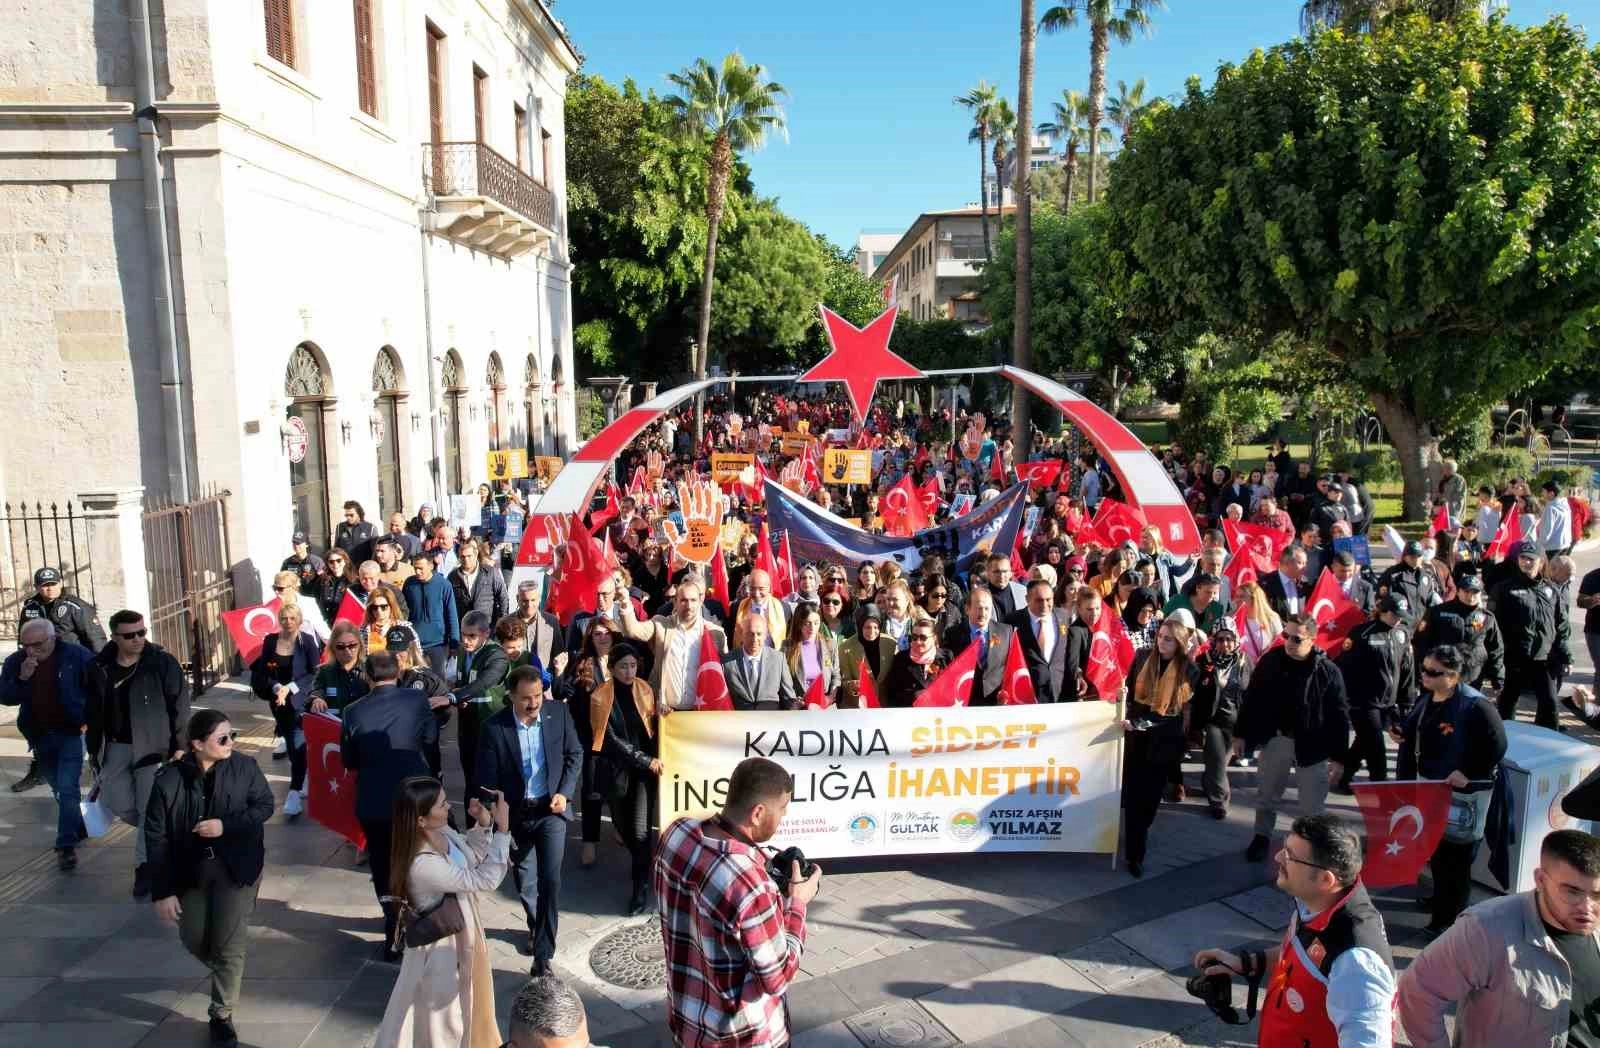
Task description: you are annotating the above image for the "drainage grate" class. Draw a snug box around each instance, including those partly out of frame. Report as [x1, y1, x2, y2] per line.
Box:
[588, 917, 666, 989]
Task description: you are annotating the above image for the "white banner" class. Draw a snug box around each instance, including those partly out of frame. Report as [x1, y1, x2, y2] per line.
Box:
[658, 702, 1122, 859]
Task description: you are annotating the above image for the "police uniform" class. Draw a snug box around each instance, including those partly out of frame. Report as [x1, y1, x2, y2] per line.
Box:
[1490, 556, 1560, 729]
[386, 624, 452, 778]
[1413, 594, 1503, 691]
[1375, 559, 1437, 627]
[17, 573, 105, 652]
[280, 532, 325, 593]
[1334, 606, 1414, 789]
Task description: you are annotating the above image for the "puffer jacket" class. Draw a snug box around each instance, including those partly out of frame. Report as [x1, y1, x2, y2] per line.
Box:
[144, 753, 274, 900]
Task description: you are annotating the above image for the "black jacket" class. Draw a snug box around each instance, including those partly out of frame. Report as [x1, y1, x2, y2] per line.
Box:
[86, 642, 190, 765]
[17, 594, 105, 651]
[940, 621, 1016, 707]
[448, 565, 507, 626]
[1396, 685, 1507, 787]
[1377, 563, 1437, 625]
[1236, 647, 1350, 767]
[249, 632, 324, 713]
[144, 753, 274, 900]
[1004, 608, 1076, 702]
[340, 684, 440, 822]
[1414, 599, 1504, 688]
[882, 649, 949, 708]
[310, 661, 371, 714]
[1491, 573, 1559, 664]
[474, 703, 582, 823]
[334, 519, 380, 563]
[1334, 620, 1415, 716]
[1191, 651, 1251, 731]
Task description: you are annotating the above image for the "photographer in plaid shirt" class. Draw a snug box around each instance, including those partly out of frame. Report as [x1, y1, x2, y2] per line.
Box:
[654, 756, 823, 1046]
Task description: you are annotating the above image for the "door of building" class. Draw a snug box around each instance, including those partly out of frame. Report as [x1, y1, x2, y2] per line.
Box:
[287, 400, 330, 551]
[376, 393, 403, 517]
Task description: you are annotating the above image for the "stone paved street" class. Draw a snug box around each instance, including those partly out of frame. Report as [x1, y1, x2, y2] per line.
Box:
[0, 542, 1591, 1047]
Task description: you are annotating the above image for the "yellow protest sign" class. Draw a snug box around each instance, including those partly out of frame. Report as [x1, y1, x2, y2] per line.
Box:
[823, 448, 872, 486]
[533, 456, 563, 484]
[781, 431, 813, 455]
[711, 453, 754, 483]
[486, 449, 529, 481]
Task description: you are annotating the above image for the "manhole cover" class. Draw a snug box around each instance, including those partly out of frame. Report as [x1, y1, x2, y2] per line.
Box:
[845, 1002, 957, 1047]
[588, 917, 666, 989]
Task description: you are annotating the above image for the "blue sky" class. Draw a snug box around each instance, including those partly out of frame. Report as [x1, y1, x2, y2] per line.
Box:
[559, 1, 1600, 250]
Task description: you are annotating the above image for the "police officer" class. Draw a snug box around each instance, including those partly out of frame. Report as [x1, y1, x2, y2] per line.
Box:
[383, 623, 453, 778]
[1491, 541, 1560, 729]
[1334, 593, 1415, 793]
[279, 531, 325, 594]
[1414, 571, 1503, 692]
[13, 567, 105, 793]
[1376, 540, 1438, 626]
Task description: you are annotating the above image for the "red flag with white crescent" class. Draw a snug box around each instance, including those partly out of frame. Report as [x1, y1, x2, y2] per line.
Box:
[804, 672, 828, 710]
[1223, 519, 1292, 566]
[857, 658, 880, 709]
[998, 631, 1036, 706]
[1085, 602, 1135, 700]
[913, 642, 979, 708]
[222, 598, 284, 665]
[693, 629, 733, 711]
[303, 712, 365, 849]
[1013, 459, 1064, 490]
[333, 590, 365, 628]
[918, 477, 942, 517]
[1351, 781, 1453, 887]
[881, 474, 929, 537]
[1305, 568, 1367, 656]
[549, 515, 610, 627]
[1484, 505, 1523, 562]
[1223, 545, 1274, 595]
[1090, 497, 1148, 548]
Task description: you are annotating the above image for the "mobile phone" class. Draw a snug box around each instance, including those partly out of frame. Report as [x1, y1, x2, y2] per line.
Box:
[475, 786, 499, 806]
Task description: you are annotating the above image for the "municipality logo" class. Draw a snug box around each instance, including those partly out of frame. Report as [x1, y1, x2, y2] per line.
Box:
[846, 813, 879, 845]
[947, 810, 982, 842]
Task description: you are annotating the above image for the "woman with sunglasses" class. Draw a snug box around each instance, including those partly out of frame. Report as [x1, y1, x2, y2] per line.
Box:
[920, 575, 963, 637]
[552, 617, 619, 868]
[315, 550, 357, 626]
[309, 621, 370, 715]
[249, 602, 322, 817]
[145, 709, 274, 1048]
[816, 585, 855, 641]
[363, 585, 404, 653]
[882, 615, 949, 709]
[1120, 618, 1197, 877]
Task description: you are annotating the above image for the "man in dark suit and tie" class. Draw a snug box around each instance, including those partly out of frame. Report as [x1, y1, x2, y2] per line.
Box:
[1005, 578, 1076, 702]
[942, 586, 1015, 706]
[1330, 550, 1375, 614]
[474, 665, 583, 975]
[985, 553, 1029, 620]
[1260, 544, 1311, 619]
[721, 613, 797, 711]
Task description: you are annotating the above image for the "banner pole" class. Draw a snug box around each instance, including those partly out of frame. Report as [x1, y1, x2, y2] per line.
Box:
[1113, 692, 1125, 871]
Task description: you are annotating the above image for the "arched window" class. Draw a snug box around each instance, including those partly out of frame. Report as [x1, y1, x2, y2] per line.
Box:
[284, 343, 332, 550]
[441, 351, 466, 494]
[372, 348, 406, 516]
[486, 352, 506, 452]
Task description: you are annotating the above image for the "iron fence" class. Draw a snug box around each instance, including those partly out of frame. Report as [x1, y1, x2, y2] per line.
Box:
[143, 488, 234, 695]
[424, 140, 558, 232]
[0, 501, 94, 643]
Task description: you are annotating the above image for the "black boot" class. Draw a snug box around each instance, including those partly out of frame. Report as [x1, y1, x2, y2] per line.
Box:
[1246, 834, 1270, 862]
[133, 863, 150, 899]
[11, 758, 40, 793]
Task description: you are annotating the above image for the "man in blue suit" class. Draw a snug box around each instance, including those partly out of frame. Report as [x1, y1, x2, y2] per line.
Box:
[475, 664, 582, 976]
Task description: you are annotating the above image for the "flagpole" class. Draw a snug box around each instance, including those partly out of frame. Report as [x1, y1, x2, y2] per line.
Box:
[1114, 692, 1125, 872]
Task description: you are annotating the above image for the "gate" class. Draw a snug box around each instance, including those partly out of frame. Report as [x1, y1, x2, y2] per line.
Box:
[0, 501, 95, 643]
[143, 489, 234, 695]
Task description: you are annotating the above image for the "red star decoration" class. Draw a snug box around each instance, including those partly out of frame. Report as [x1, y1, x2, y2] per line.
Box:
[800, 305, 924, 426]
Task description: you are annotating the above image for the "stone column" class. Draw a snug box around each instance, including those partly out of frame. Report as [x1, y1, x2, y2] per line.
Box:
[77, 487, 149, 618]
[637, 382, 658, 405]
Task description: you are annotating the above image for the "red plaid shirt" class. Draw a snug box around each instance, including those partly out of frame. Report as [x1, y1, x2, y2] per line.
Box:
[654, 817, 808, 1047]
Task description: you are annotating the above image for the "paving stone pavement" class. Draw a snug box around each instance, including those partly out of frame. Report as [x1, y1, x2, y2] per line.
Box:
[0, 541, 1590, 1046]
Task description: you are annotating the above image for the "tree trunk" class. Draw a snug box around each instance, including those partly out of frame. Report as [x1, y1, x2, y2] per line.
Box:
[978, 130, 991, 260]
[1086, 21, 1108, 204]
[1010, 0, 1036, 462]
[693, 134, 732, 446]
[1369, 389, 1441, 524]
[1108, 364, 1122, 417]
[1064, 150, 1076, 212]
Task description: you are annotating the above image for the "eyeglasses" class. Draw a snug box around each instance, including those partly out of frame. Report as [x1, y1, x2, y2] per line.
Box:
[334, 642, 361, 651]
[1420, 666, 1455, 678]
[212, 733, 236, 746]
[370, 602, 389, 610]
[1278, 847, 1332, 872]
[929, 591, 948, 599]
[115, 629, 147, 640]
[1282, 632, 1313, 644]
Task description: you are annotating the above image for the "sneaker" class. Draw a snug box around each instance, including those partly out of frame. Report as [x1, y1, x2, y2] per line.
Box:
[1246, 834, 1270, 862]
[1209, 805, 1228, 821]
[133, 863, 150, 899]
[56, 847, 76, 872]
[283, 789, 304, 817]
[209, 1015, 239, 1047]
[273, 737, 288, 759]
[11, 760, 41, 793]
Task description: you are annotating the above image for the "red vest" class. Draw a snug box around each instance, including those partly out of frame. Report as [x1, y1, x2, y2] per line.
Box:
[1257, 881, 1394, 1048]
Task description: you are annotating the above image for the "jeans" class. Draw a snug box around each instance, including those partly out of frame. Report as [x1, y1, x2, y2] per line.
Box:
[1341, 708, 1389, 787]
[511, 803, 567, 963]
[1253, 736, 1329, 837]
[1499, 657, 1557, 729]
[269, 703, 306, 791]
[1429, 837, 1480, 930]
[423, 645, 451, 676]
[1200, 725, 1233, 811]
[37, 731, 85, 849]
[359, 818, 398, 950]
[179, 858, 259, 1020]
[97, 742, 159, 864]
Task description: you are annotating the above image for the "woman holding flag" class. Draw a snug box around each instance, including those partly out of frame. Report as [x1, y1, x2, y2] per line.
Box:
[1120, 618, 1198, 877]
[783, 603, 839, 708]
[838, 606, 894, 709]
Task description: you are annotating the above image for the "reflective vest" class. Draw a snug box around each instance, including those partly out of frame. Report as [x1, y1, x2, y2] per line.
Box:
[1257, 881, 1394, 1048]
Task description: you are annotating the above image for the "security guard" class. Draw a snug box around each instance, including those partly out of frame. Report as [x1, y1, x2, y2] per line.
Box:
[13, 566, 106, 793]
[279, 531, 325, 593]
[1414, 571, 1503, 692]
[384, 623, 452, 778]
[1376, 540, 1438, 626]
[1490, 541, 1560, 729]
[1335, 593, 1416, 792]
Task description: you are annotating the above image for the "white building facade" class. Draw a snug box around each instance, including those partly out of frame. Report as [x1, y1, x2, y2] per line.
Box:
[0, 0, 579, 597]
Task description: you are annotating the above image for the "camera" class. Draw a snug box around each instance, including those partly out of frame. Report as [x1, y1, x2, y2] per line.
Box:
[766, 845, 816, 893]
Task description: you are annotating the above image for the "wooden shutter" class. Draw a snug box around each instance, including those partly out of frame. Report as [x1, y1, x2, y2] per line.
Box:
[473, 67, 489, 144]
[264, 0, 296, 68]
[353, 0, 377, 117]
[426, 23, 444, 144]
[514, 105, 529, 172]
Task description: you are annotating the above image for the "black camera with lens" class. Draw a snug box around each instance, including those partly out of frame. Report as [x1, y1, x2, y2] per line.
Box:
[1185, 950, 1266, 1026]
[766, 845, 816, 893]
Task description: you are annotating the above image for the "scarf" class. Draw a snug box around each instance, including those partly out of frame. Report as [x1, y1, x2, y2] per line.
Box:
[1134, 652, 1192, 718]
[862, 637, 884, 676]
[909, 644, 936, 666]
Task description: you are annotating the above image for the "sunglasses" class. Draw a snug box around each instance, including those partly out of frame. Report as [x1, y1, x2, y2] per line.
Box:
[1282, 632, 1313, 644]
[212, 732, 236, 746]
[929, 591, 948, 599]
[334, 641, 361, 651]
[1420, 666, 1454, 678]
[272, 585, 290, 592]
[115, 629, 147, 640]
[370, 602, 390, 610]
[821, 598, 843, 606]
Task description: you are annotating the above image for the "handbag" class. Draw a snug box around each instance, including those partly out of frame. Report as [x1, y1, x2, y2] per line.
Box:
[1443, 781, 1495, 844]
[80, 781, 114, 839]
[388, 893, 467, 950]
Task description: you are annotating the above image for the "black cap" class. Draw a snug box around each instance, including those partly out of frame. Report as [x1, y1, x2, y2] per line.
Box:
[292, 530, 308, 545]
[1403, 540, 1426, 557]
[33, 567, 61, 586]
[1377, 592, 1410, 616]
[1514, 541, 1539, 558]
[384, 623, 418, 650]
[1457, 573, 1484, 593]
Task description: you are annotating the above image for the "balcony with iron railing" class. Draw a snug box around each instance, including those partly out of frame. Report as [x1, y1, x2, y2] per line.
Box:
[423, 140, 557, 259]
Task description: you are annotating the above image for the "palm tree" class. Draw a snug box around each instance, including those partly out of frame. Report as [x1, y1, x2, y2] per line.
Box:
[664, 54, 787, 441]
[955, 81, 1002, 260]
[1038, 89, 1105, 210]
[1040, 0, 1164, 204]
[1012, 0, 1039, 462]
[1105, 77, 1148, 144]
[988, 97, 1016, 218]
[1301, 0, 1497, 31]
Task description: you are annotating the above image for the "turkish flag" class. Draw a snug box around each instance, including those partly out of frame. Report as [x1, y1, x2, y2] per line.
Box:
[693, 630, 733, 711]
[1085, 602, 1135, 700]
[1305, 568, 1368, 656]
[548, 515, 610, 626]
[1430, 502, 1452, 536]
[333, 590, 365, 628]
[881, 474, 930, 537]
[1223, 545, 1274, 594]
[1091, 498, 1147, 548]
[998, 631, 1036, 705]
[303, 712, 365, 849]
[777, 531, 798, 599]
[857, 659, 880, 709]
[1014, 459, 1064, 490]
[222, 598, 283, 665]
[709, 543, 733, 613]
[517, 513, 566, 568]
[913, 642, 980, 708]
[589, 481, 624, 532]
[801, 443, 822, 495]
[990, 450, 1007, 483]
[627, 465, 648, 495]
[754, 525, 794, 598]
[1351, 780, 1453, 888]
[804, 673, 828, 710]
[1224, 519, 1292, 566]
[918, 477, 942, 517]
[1484, 506, 1523, 562]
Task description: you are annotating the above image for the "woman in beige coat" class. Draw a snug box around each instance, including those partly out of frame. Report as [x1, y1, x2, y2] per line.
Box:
[377, 776, 511, 1048]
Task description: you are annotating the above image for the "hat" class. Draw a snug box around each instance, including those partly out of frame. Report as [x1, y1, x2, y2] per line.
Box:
[1164, 608, 1196, 631]
[291, 530, 308, 545]
[1377, 592, 1410, 616]
[384, 623, 418, 650]
[1458, 572, 1485, 593]
[1513, 541, 1539, 559]
[1403, 540, 1425, 557]
[859, 604, 883, 622]
[33, 567, 61, 586]
[1063, 554, 1088, 572]
[1209, 616, 1239, 638]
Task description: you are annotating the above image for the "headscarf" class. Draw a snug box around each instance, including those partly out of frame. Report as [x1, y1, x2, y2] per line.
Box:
[1121, 587, 1161, 631]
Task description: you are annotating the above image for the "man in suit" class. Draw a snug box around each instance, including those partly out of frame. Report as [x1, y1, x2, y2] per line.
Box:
[452, 611, 511, 791]
[942, 586, 1015, 706]
[339, 652, 439, 961]
[1006, 578, 1076, 702]
[732, 569, 788, 649]
[513, 582, 562, 670]
[721, 613, 797, 711]
[985, 553, 1028, 620]
[475, 665, 583, 975]
[1261, 544, 1310, 619]
[1330, 551, 1375, 614]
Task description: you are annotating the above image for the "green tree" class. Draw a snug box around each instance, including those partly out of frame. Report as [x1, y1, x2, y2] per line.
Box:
[1012, 0, 1040, 459]
[1040, 0, 1164, 204]
[1301, 0, 1498, 33]
[1037, 89, 1101, 211]
[711, 198, 830, 373]
[816, 237, 887, 330]
[987, 96, 1017, 222]
[955, 81, 1004, 259]
[1105, 77, 1148, 143]
[664, 54, 788, 441]
[1177, 336, 1285, 464]
[1104, 15, 1600, 516]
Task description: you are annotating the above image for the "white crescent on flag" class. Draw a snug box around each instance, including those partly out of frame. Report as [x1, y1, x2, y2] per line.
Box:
[1009, 665, 1032, 696]
[243, 607, 278, 637]
[1088, 630, 1113, 671]
[1104, 521, 1136, 545]
[953, 668, 975, 706]
[1309, 597, 1337, 624]
[1388, 805, 1424, 840]
[883, 486, 910, 516]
